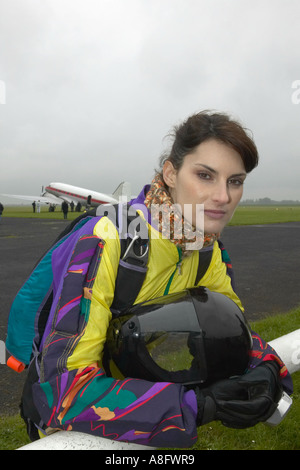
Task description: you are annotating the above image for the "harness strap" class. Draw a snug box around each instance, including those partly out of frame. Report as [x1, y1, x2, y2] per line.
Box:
[195, 248, 214, 285]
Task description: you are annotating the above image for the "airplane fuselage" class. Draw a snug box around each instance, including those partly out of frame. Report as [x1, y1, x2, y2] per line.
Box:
[1, 181, 131, 207]
[44, 182, 118, 207]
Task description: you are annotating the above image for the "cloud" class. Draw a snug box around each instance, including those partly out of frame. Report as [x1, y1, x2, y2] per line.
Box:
[0, 0, 299, 202]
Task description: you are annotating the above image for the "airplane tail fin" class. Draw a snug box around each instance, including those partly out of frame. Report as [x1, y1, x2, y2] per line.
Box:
[112, 181, 131, 201]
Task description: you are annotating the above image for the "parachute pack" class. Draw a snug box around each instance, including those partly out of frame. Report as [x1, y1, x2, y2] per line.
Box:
[6, 203, 216, 373]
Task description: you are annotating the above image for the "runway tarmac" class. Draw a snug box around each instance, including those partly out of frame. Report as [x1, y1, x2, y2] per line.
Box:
[0, 217, 300, 416]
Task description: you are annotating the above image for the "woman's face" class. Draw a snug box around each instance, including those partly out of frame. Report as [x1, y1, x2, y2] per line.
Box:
[163, 139, 246, 234]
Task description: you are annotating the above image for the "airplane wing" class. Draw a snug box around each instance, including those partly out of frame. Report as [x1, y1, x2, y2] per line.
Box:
[0, 193, 62, 204]
[55, 194, 76, 204]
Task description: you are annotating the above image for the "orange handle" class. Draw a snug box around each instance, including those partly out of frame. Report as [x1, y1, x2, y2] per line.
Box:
[7, 356, 25, 373]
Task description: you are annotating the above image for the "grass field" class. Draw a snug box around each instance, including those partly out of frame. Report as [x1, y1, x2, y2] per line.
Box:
[3, 204, 300, 225]
[229, 205, 300, 225]
[2, 205, 81, 220]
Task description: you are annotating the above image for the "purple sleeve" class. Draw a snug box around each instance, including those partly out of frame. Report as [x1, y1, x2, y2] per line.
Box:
[32, 365, 199, 448]
[248, 330, 293, 395]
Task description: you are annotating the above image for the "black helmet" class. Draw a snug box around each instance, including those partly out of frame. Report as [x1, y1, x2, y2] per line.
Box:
[106, 287, 252, 387]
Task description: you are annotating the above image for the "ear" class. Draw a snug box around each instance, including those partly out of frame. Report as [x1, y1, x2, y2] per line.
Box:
[162, 161, 177, 188]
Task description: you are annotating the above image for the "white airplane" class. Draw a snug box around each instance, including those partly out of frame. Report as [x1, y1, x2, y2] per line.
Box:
[1, 181, 132, 207]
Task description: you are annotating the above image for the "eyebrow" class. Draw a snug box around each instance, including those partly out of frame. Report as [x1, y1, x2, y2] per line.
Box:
[194, 163, 247, 178]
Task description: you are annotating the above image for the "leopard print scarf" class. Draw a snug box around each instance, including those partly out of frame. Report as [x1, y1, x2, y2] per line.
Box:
[144, 173, 219, 254]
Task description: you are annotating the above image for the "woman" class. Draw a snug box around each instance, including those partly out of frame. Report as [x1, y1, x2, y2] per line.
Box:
[28, 111, 293, 447]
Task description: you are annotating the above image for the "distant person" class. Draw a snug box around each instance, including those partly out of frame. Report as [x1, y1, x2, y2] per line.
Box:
[36, 201, 41, 213]
[70, 201, 75, 212]
[62, 200, 69, 219]
[0, 202, 4, 222]
[75, 202, 82, 212]
[32, 201, 36, 213]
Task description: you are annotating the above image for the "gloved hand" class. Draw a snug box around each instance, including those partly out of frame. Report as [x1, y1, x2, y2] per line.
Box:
[195, 361, 283, 428]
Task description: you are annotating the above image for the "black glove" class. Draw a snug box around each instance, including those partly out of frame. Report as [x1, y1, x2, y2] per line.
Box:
[195, 362, 282, 428]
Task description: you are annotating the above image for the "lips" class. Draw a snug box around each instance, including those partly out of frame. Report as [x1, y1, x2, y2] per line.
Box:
[204, 209, 226, 220]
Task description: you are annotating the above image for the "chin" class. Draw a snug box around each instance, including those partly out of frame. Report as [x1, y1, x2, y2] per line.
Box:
[203, 220, 227, 235]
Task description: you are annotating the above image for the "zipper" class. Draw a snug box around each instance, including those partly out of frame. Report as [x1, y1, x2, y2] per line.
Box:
[164, 247, 182, 296]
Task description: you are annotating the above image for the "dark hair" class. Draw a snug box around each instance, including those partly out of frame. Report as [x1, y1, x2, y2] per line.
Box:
[159, 110, 259, 174]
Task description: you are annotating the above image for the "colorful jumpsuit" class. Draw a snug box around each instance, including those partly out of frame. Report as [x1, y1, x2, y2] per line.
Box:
[31, 187, 293, 448]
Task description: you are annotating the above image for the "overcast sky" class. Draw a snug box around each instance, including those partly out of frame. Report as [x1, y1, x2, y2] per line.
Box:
[0, 0, 300, 204]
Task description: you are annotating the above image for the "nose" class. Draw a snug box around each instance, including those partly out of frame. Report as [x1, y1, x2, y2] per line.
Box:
[212, 181, 231, 205]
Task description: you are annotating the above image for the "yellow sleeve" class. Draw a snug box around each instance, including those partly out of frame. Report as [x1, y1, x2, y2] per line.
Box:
[66, 217, 121, 370]
[199, 241, 244, 312]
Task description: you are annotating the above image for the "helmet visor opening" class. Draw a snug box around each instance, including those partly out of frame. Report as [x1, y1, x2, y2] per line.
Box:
[107, 287, 251, 386]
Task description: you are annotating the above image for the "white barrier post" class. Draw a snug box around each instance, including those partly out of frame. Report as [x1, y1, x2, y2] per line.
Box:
[17, 329, 300, 450]
[17, 430, 156, 451]
[269, 329, 300, 374]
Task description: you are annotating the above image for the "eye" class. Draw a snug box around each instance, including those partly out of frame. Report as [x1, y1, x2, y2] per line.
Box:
[197, 172, 212, 181]
[228, 177, 244, 186]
